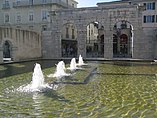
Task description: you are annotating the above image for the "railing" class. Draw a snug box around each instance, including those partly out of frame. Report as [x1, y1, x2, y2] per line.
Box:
[13, 0, 69, 8]
[2, 3, 10, 9]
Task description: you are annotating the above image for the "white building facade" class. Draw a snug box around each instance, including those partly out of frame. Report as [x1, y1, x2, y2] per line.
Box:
[0, 0, 78, 32]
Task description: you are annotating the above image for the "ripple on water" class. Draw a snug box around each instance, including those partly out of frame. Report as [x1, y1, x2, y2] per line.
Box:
[0, 66, 7, 71]
[0, 61, 157, 117]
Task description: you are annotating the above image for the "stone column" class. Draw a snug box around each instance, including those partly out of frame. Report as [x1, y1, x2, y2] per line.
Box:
[132, 5, 145, 59]
[42, 31, 61, 59]
[42, 11, 61, 59]
[104, 30, 113, 59]
[0, 47, 3, 63]
[77, 30, 86, 58]
[11, 47, 18, 61]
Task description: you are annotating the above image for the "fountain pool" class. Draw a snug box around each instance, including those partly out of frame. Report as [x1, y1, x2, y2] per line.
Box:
[0, 60, 157, 117]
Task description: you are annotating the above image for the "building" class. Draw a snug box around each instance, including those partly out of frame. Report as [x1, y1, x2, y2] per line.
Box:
[0, 0, 78, 32]
[1, 0, 157, 63]
[42, 0, 157, 60]
[0, 0, 78, 63]
[97, 0, 157, 59]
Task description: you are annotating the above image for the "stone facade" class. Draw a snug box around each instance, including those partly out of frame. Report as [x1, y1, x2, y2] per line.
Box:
[0, 0, 78, 33]
[42, 4, 155, 59]
[1, 0, 157, 62]
[0, 27, 41, 63]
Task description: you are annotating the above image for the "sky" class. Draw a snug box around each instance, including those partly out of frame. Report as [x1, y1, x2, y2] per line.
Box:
[76, 0, 119, 8]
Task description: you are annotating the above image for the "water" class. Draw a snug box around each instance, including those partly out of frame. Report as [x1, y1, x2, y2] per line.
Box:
[77, 55, 86, 66]
[17, 63, 52, 92]
[67, 58, 78, 71]
[48, 61, 70, 78]
[31, 63, 45, 89]
[0, 61, 157, 117]
[0, 60, 59, 78]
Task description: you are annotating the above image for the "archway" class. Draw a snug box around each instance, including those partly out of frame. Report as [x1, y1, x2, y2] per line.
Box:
[86, 22, 104, 58]
[3, 40, 12, 60]
[61, 23, 77, 57]
[113, 20, 133, 58]
[120, 34, 128, 55]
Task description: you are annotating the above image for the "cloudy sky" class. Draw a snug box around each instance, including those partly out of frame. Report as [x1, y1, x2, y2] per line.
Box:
[76, 0, 119, 8]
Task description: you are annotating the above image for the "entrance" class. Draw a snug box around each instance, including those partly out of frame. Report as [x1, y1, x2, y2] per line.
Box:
[86, 22, 104, 58]
[3, 41, 11, 58]
[62, 40, 77, 57]
[3, 41, 12, 61]
[113, 21, 133, 58]
[119, 34, 128, 55]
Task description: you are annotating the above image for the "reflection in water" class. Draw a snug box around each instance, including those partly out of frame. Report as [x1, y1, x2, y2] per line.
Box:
[0, 60, 59, 78]
[0, 66, 7, 71]
[32, 93, 43, 116]
[8, 63, 25, 68]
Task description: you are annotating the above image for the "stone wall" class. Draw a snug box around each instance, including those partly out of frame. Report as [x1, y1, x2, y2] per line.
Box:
[0, 27, 42, 63]
[42, 31, 61, 59]
[42, 4, 156, 60]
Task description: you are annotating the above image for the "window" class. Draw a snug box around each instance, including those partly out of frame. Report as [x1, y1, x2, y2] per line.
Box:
[4, 0, 9, 5]
[41, 10, 48, 21]
[42, 25, 47, 31]
[114, 25, 117, 29]
[29, 0, 33, 5]
[72, 29, 75, 39]
[120, 21, 127, 29]
[91, 29, 93, 35]
[29, 11, 34, 21]
[72, 4, 74, 7]
[4, 13, 9, 23]
[144, 2, 155, 10]
[16, 12, 21, 23]
[16, 0, 21, 5]
[144, 16, 146, 23]
[42, 0, 46, 4]
[143, 15, 155, 23]
[66, 27, 69, 38]
[4, 0, 9, 7]
[121, 23, 127, 29]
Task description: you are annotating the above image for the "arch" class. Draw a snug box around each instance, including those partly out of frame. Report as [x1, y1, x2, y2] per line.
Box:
[61, 23, 78, 57]
[86, 21, 104, 58]
[114, 20, 132, 29]
[3, 40, 13, 60]
[113, 20, 133, 58]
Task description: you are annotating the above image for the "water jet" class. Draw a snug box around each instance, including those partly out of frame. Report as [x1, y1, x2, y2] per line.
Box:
[48, 61, 70, 78]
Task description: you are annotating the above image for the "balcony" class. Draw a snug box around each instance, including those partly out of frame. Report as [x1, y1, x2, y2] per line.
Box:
[2, 3, 10, 9]
[13, 0, 69, 8]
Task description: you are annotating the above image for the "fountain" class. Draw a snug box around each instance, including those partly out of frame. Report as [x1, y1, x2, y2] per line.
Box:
[77, 55, 86, 66]
[154, 60, 157, 62]
[67, 58, 79, 71]
[17, 63, 52, 92]
[48, 61, 70, 78]
[1, 60, 157, 117]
